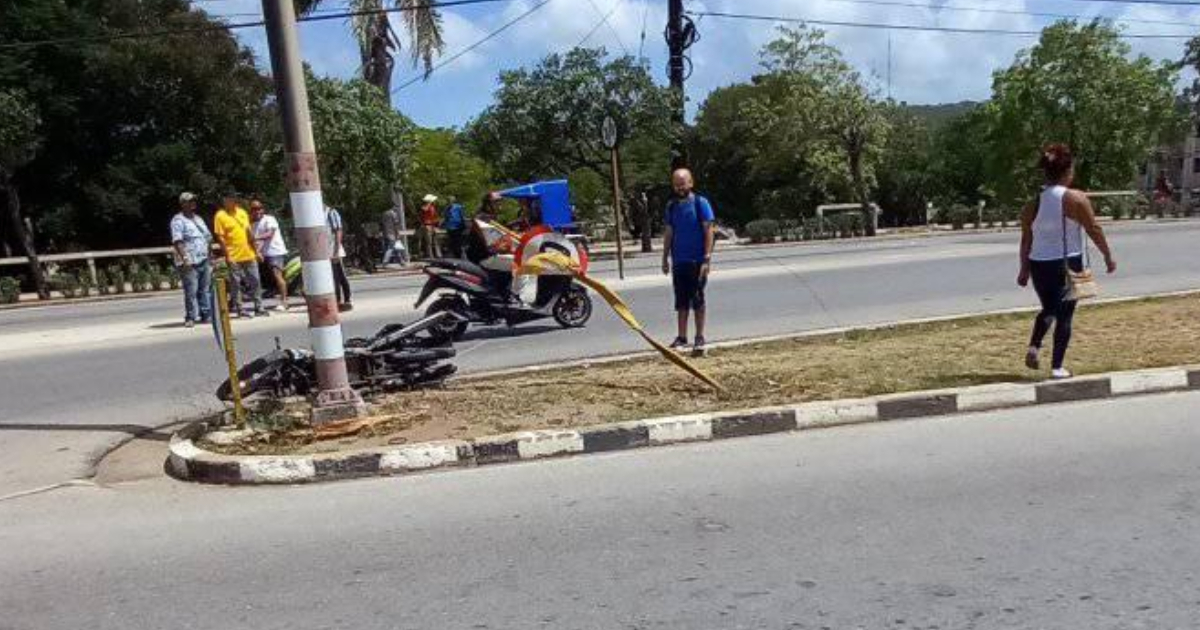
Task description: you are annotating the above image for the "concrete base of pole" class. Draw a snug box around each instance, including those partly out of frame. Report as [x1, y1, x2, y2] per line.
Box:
[311, 388, 369, 425]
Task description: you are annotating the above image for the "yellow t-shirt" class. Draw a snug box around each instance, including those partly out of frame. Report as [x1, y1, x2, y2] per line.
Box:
[213, 207, 256, 263]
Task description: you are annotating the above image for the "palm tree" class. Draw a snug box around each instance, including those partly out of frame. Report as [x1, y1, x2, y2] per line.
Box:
[296, 0, 445, 100]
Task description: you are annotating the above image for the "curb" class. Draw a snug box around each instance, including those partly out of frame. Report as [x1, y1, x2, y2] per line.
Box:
[168, 364, 1200, 485]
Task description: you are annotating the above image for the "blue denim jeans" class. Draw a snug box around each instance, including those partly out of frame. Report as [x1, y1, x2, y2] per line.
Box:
[179, 260, 212, 323]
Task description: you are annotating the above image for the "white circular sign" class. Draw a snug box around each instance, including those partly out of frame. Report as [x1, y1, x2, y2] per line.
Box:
[601, 116, 618, 149]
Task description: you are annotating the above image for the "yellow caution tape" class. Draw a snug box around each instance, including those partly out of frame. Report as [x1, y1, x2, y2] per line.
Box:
[520, 252, 724, 393]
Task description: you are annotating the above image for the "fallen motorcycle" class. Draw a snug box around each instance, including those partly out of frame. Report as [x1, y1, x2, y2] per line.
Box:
[217, 311, 460, 401]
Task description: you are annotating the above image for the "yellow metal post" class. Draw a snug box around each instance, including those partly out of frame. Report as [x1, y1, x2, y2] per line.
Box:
[215, 277, 246, 426]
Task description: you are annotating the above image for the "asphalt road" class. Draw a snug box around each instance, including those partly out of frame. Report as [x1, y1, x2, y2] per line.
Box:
[1, 222, 1199, 496]
[2, 391, 1198, 629]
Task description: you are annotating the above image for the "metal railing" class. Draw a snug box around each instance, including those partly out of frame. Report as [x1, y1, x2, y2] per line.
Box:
[0, 247, 176, 285]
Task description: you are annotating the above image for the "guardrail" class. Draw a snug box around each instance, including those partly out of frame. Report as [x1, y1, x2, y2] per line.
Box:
[0, 247, 176, 285]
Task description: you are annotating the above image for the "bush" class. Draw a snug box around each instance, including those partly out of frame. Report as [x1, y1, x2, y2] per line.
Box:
[96, 270, 111, 295]
[0, 276, 19, 304]
[938, 204, 973, 230]
[131, 269, 152, 293]
[76, 271, 94, 298]
[744, 219, 780, 244]
[108, 266, 127, 294]
[50, 274, 81, 299]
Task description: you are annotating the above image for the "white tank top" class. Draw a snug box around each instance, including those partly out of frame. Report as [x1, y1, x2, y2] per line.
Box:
[1030, 185, 1083, 261]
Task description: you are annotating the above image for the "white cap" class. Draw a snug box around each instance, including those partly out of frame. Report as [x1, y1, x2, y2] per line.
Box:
[179, 192, 196, 203]
[422, 194, 438, 203]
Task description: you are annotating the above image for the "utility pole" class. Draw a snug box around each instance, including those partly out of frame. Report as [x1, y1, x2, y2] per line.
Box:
[262, 0, 366, 424]
[666, 0, 687, 169]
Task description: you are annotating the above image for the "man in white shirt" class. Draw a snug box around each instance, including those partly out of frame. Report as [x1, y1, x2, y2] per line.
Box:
[250, 200, 290, 311]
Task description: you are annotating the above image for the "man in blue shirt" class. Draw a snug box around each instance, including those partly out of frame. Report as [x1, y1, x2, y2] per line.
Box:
[441, 197, 467, 258]
[661, 168, 715, 356]
[170, 192, 213, 327]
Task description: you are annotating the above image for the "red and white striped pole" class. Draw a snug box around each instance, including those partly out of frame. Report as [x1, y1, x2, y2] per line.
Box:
[262, 0, 366, 423]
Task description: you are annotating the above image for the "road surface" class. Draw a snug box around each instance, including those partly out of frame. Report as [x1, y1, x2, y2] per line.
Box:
[2, 391, 1197, 629]
[1, 222, 1198, 496]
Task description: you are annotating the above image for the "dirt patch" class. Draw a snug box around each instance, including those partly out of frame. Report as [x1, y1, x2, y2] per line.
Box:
[201, 295, 1200, 455]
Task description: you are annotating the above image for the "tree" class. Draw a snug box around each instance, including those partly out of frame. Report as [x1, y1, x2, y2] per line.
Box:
[875, 105, 937, 226]
[464, 48, 677, 243]
[0, 0, 281, 250]
[985, 20, 1182, 202]
[308, 74, 416, 228]
[0, 90, 48, 298]
[742, 26, 890, 232]
[296, 0, 444, 96]
[406, 128, 493, 217]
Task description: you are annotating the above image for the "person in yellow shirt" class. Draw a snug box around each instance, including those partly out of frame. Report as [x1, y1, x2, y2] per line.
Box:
[213, 193, 266, 318]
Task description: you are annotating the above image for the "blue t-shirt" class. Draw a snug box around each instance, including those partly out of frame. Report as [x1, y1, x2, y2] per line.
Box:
[665, 194, 715, 263]
[442, 204, 465, 231]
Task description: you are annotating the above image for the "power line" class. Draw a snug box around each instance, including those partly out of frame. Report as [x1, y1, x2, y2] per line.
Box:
[577, 0, 628, 51]
[816, 0, 1200, 30]
[391, 0, 555, 94]
[690, 10, 1198, 39]
[584, 0, 631, 55]
[0, 0, 510, 51]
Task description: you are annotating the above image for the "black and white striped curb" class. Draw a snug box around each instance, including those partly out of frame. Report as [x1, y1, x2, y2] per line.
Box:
[169, 365, 1200, 485]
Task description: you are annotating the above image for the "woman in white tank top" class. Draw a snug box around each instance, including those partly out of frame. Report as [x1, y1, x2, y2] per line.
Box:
[1017, 144, 1117, 379]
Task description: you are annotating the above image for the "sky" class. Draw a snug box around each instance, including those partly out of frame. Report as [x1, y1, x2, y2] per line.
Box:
[204, 0, 1200, 129]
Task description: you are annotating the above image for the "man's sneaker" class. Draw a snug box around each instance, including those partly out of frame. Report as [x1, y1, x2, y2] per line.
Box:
[1025, 346, 1040, 370]
[692, 336, 707, 357]
[270, 304, 287, 313]
[1051, 368, 1073, 380]
[244, 311, 255, 319]
[184, 320, 195, 329]
[339, 302, 354, 313]
[669, 337, 689, 350]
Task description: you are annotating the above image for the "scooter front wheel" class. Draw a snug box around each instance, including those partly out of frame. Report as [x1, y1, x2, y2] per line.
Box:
[553, 285, 593, 328]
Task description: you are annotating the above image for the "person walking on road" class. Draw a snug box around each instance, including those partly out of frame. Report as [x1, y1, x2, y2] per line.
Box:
[214, 193, 266, 318]
[170, 192, 213, 327]
[442, 197, 467, 259]
[1018, 144, 1116, 379]
[327, 205, 353, 312]
[419, 194, 442, 259]
[250, 200, 290, 312]
[380, 203, 407, 267]
[662, 168, 716, 356]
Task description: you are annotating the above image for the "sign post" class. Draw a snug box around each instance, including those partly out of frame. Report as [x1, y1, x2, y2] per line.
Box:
[602, 115, 625, 280]
[215, 277, 246, 427]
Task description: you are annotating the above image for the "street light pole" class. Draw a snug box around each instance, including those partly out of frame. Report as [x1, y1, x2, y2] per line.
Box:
[262, 0, 366, 424]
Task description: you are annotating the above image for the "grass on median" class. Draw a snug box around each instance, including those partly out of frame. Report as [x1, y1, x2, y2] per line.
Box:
[202, 294, 1200, 455]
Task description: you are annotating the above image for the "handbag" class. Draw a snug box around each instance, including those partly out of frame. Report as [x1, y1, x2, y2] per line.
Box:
[1061, 201, 1098, 302]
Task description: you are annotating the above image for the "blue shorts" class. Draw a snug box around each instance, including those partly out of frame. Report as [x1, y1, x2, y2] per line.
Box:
[265, 255, 287, 271]
[672, 261, 707, 311]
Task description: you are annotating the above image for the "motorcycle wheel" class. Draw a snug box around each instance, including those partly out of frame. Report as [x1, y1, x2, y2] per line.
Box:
[425, 295, 470, 342]
[553, 285, 593, 328]
[217, 354, 291, 401]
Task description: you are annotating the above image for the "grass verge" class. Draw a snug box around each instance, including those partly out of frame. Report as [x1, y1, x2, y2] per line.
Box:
[202, 294, 1200, 455]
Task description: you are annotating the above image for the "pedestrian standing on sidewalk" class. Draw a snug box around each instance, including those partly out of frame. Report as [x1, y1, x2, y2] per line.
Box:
[170, 192, 213, 327]
[442, 197, 467, 258]
[214, 193, 266, 318]
[662, 168, 716, 356]
[326, 205, 353, 312]
[1018, 144, 1117, 379]
[250, 200, 290, 311]
[419, 194, 442, 259]
[380, 203, 406, 267]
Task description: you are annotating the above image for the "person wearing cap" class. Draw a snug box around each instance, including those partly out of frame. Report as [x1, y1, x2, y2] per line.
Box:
[419, 194, 441, 259]
[170, 192, 213, 327]
[250, 199, 290, 311]
[213, 193, 266, 318]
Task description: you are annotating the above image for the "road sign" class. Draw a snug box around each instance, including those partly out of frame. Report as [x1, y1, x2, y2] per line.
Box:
[602, 115, 618, 149]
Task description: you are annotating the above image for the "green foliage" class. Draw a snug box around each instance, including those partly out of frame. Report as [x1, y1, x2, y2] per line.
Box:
[308, 73, 416, 229]
[1, 0, 281, 250]
[406, 128, 492, 217]
[0, 89, 40, 173]
[107, 266, 127, 295]
[0, 276, 19, 304]
[463, 48, 676, 187]
[984, 20, 1183, 202]
[744, 219, 780, 244]
[50, 273, 80, 299]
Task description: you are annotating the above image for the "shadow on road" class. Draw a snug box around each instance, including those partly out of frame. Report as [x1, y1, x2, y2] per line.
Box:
[459, 324, 564, 342]
[0, 423, 172, 442]
[147, 321, 188, 330]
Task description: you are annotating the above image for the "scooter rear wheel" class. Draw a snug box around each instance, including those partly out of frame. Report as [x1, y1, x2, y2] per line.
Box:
[426, 295, 470, 342]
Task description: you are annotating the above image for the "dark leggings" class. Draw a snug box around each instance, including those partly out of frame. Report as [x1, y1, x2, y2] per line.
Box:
[332, 259, 352, 305]
[1029, 256, 1083, 369]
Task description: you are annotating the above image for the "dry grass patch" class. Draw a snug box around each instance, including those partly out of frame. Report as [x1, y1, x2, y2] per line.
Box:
[203, 295, 1200, 455]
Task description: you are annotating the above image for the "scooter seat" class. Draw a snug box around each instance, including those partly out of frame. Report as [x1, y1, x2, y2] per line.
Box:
[424, 258, 488, 278]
